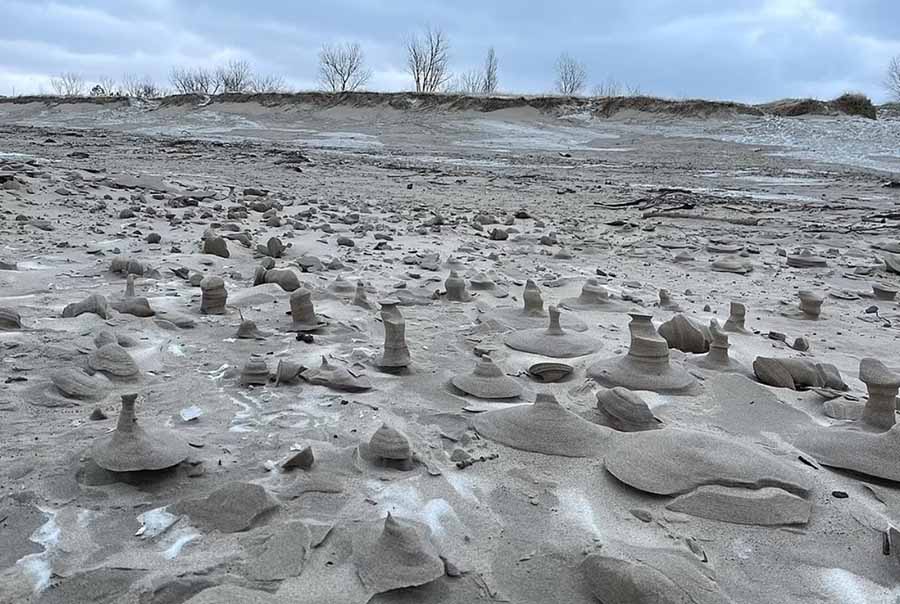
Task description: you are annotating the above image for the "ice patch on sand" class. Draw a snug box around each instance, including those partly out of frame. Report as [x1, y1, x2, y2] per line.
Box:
[446, 473, 480, 503]
[557, 488, 603, 540]
[15, 508, 60, 592]
[162, 530, 200, 560]
[820, 568, 900, 603]
[366, 481, 458, 540]
[136, 507, 177, 539]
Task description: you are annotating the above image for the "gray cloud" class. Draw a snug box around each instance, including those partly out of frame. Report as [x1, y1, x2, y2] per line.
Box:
[1, 0, 898, 101]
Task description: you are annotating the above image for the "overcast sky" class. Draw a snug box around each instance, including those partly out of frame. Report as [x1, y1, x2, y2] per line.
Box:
[2, 0, 899, 102]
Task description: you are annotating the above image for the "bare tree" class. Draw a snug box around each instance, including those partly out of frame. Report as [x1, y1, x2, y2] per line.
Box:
[554, 53, 586, 95]
[50, 72, 85, 96]
[592, 77, 621, 97]
[95, 76, 119, 96]
[406, 26, 452, 93]
[887, 55, 900, 101]
[216, 59, 253, 93]
[170, 66, 219, 95]
[451, 69, 484, 95]
[482, 47, 498, 94]
[122, 74, 161, 98]
[250, 73, 287, 93]
[318, 42, 371, 92]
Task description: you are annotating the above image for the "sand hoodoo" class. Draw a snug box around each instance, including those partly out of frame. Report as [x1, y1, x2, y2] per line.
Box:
[786, 248, 827, 268]
[90, 393, 189, 472]
[859, 358, 900, 430]
[50, 367, 110, 400]
[328, 274, 356, 296]
[88, 343, 139, 379]
[873, 282, 898, 301]
[62, 293, 111, 319]
[657, 288, 681, 311]
[352, 513, 444, 594]
[658, 314, 710, 353]
[688, 320, 751, 376]
[796, 290, 823, 319]
[473, 392, 611, 457]
[711, 255, 753, 274]
[353, 281, 372, 308]
[362, 423, 414, 470]
[289, 288, 326, 332]
[604, 428, 811, 496]
[376, 299, 411, 369]
[490, 279, 588, 332]
[580, 541, 733, 604]
[560, 278, 626, 311]
[594, 387, 662, 432]
[451, 355, 522, 399]
[199, 276, 227, 315]
[444, 270, 471, 302]
[527, 361, 573, 383]
[109, 255, 145, 276]
[0, 306, 22, 329]
[236, 319, 269, 340]
[201, 232, 229, 258]
[254, 267, 300, 292]
[257, 236, 285, 258]
[723, 301, 749, 333]
[752, 357, 847, 391]
[469, 271, 505, 294]
[124, 273, 135, 298]
[94, 330, 137, 348]
[587, 313, 697, 394]
[522, 278, 542, 312]
[240, 355, 270, 386]
[110, 294, 156, 317]
[301, 356, 372, 392]
[883, 251, 900, 274]
[274, 359, 304, 385]
[505, 306, 600, 358]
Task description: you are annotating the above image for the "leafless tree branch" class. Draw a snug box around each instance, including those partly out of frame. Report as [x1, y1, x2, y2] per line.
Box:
[592, 77, 621, 97]
[406, 26, 452, 93]
[50, 72, 85, 96]
[216, 59, 253, 93]
[318, 42, 371, 92]
[450, 69, 484, 94]
[482, 47, 498, 94]
[554, 53, 586, 96]
[170, 66, 220, 95]
[250, 73, 288, 93]
[93, 76, 119, 96]
[121, 74, 161, 98]
[887, 55, 900, 101]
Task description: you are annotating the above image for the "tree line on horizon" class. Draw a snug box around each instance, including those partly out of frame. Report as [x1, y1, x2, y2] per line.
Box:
[27, 25, 900, 103]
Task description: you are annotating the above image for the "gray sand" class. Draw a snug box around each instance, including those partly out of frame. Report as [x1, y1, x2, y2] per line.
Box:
[1, 96, 899, 604]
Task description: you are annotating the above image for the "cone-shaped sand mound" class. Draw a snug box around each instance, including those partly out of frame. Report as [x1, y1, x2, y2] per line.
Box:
[588, 313, 697, 394]
[451, 356, 522, 399]
[473, 392, 612, 457]
[90, 393, 189, 472]
[352, 513, 444, 594]
[505, 306, 600, 358]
